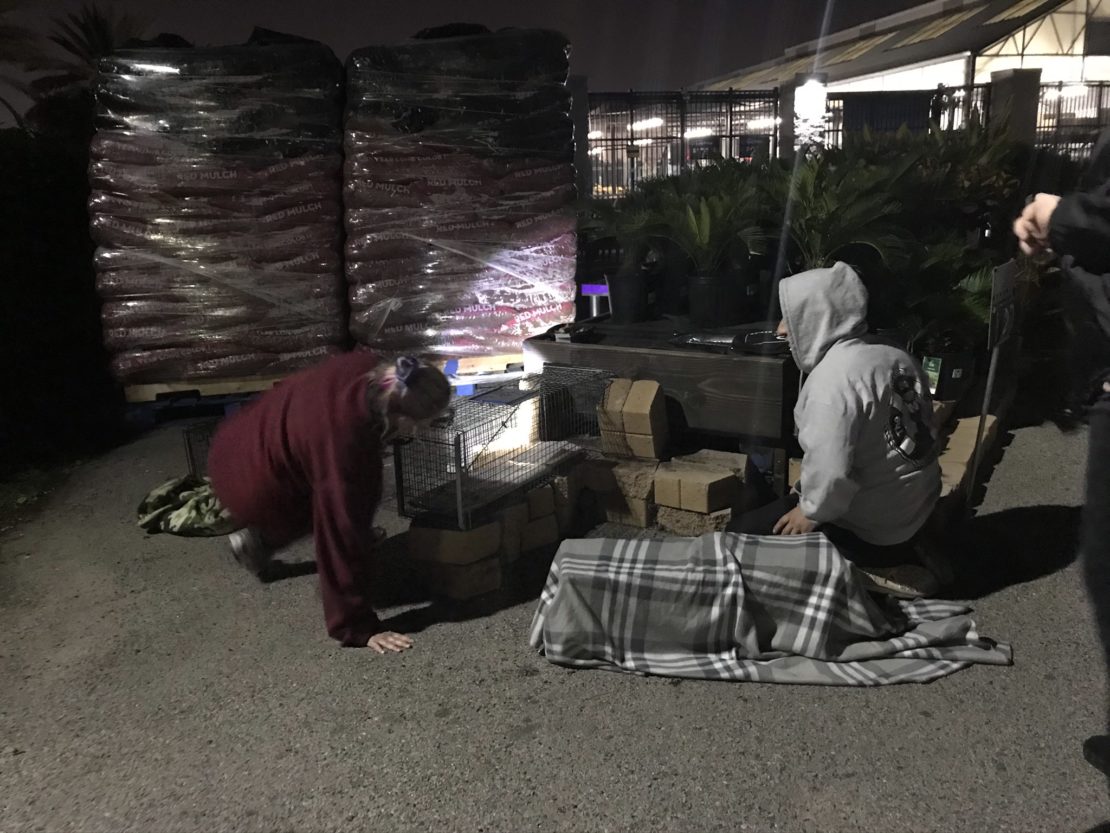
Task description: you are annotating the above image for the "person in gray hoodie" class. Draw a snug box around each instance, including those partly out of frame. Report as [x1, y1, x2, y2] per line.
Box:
[729, 262, 941, 567]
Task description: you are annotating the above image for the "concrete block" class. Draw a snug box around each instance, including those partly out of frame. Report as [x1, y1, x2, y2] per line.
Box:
[579, 458, 618, 493]
[657, 506, 732, 537]
[605, 494, 655, 528]
[521, 514, 560, 551]
[672, 449, 748, 479]
[498, 502, 530, 562]
[598, 378, 633, 433]
[420, 555, 501, 600]
[600, 430, 629, 457]
[407, 520, 502, 566]
[612, 460, 658, 501]
[527, 484, 556, 519]
[552, 473, 582, 535]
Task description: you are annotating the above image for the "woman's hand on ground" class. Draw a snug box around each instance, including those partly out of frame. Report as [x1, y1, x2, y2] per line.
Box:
[367, 631, 414, 654]
[773, 506, 817, 535]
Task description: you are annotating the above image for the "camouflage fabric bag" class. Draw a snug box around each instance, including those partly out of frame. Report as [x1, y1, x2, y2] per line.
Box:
[137, 475, 239, 537]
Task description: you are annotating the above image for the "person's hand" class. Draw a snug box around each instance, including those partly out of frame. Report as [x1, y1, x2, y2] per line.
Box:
[1012, 193, 1061, 255]
[367, 631, 414, 654]
[773, 505, 817, 535]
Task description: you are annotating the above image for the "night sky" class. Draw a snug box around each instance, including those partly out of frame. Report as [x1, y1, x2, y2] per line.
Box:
[9, 0, 924, 90]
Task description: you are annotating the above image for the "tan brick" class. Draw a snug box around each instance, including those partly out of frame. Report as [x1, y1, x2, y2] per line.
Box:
[598, 378, 633, 433]
[654, 463, 684, 509]
[625, 432, 665, 460]
[679, 468, 737, 513]
[527, 484, 555, 519]
[407, 521, 502, 566]
[622, 380, 666, 437]
[657, 506, 732, 537]
[521, 514, 560, 551]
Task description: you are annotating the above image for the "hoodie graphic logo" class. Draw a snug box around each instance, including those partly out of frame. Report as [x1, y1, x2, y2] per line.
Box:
[886, 372, 936, 465]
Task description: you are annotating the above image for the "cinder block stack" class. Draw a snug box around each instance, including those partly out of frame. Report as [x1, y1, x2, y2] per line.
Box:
[597, 379, 669, 460]
[406, 520, 502, 599]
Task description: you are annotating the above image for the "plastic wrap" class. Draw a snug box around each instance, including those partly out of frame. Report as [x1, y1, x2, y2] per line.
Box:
[89, 41, 346, 384]
[344, 27, 577, 359]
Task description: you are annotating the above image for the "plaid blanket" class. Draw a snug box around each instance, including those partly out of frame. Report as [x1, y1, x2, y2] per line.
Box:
[529, 532, 1012, 685]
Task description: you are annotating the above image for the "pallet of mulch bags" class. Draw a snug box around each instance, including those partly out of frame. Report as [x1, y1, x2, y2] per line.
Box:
[124, 374, 285, 404]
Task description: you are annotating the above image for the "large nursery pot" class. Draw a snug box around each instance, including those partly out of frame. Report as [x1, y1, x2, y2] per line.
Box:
[688, 272, 742, 328]
[607, 268, 650, 324]
[920, 350, 976, 402]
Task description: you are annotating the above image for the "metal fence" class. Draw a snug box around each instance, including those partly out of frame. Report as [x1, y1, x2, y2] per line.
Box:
[586, 91, 779, 198]
[1036, 82, 1110, 160]
[825, 85, 990, 149]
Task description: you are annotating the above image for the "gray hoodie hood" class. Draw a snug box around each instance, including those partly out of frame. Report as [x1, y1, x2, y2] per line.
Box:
[779, 262, 869, 374]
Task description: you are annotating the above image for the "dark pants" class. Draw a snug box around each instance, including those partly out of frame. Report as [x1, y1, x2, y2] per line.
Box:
[1084, 391, 1110, 729]
[727, 492, 916, 568]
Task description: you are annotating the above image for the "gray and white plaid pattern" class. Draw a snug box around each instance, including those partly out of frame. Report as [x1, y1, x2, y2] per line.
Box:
[529, 532, 1012, 685]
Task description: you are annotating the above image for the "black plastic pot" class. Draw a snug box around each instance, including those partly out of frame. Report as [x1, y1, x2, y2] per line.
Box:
[689, 273, 742, 328]
[607, 269, 649, 324]
[921, 351, 976, 401]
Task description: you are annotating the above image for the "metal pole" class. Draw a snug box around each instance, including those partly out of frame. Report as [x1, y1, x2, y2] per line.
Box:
[453, 433, 467, 530]
[966, 344, 1001, 520]
[727, 88, 734, 160]
[628, 89, 636, 193]
[674, 90, 683, 173]
[772, 87, 780, 158]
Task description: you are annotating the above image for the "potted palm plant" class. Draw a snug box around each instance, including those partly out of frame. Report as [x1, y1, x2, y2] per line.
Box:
[657, 185, 765, 328]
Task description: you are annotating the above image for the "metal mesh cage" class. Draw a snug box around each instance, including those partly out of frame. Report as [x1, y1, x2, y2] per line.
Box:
[183, 418, 221, 478]
[395, 366, 613, 529]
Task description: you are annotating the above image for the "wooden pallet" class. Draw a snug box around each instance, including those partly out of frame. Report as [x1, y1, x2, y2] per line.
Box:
[124, 375, 285, 404]
[435, 353, 524, 378]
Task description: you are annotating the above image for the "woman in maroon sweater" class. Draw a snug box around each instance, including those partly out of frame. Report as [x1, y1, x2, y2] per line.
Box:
[207, 353, 450, 654]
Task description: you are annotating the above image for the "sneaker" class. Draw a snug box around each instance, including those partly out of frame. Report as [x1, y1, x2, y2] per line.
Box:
[1084, 735, 1110, 777]
[228, 528, 273, 579]
[858, 564, 940, 599]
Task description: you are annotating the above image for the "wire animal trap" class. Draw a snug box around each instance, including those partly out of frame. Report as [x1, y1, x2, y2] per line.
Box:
[395, 366, 613, 529]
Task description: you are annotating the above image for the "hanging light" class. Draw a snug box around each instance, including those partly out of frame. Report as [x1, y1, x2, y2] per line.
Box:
[683, 127, 714, 139]
[631, 117, 664, 131]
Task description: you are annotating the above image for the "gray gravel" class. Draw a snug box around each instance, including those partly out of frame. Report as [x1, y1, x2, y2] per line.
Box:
[1, 421, 1107, 832]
